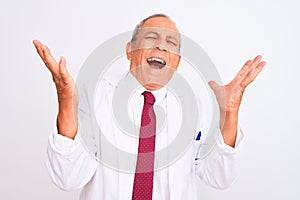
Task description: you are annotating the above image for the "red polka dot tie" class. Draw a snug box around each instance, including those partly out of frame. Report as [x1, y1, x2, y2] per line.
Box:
[132, 91, 156, 200]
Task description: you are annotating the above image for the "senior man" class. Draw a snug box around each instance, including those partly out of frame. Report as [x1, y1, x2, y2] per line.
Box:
[33, 13, 266, 200]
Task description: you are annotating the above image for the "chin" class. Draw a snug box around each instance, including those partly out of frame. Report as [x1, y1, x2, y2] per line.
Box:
[143, 83, 164, 91]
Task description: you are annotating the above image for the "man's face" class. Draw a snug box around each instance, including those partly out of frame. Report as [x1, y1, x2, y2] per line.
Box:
[126, 17, 181, 91]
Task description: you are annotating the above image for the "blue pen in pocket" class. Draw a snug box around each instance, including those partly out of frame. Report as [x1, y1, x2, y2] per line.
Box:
[195, 131, 201, 141]
[195, 131, 202, 162]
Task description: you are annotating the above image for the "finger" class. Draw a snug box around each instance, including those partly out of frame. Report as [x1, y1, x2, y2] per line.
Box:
[33, 40, 46, 60]
[41, 45, 59, 72]
[250, 55, 263, 68]
[231, 55, 263, 85]
[240, 61, 266, 88]
[208, 81, 226, 108]
[246, 55, 263, 74]
[208, 81, 220, 93]
[58, 56, 71, 83]
[231, 59, 253, 84]
[33, 40, 59, 74]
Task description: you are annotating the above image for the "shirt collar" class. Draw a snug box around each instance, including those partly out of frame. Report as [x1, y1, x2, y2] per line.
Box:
[106, 70, 168, 104]
[127, 75, 167, 104]
[144, 87, 167, 105]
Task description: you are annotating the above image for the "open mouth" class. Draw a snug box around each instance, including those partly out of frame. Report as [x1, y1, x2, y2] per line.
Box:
[147, 57, 166, 69]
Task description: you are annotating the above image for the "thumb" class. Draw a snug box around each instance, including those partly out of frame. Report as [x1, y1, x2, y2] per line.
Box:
[59, 56, 70, 78]
[208, 80, 220, 92]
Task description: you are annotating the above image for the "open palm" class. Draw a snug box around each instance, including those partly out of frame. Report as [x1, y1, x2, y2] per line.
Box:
[209, 55, 266, 113]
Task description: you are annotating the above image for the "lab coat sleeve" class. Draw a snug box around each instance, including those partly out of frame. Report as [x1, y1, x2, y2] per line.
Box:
[46, 128, 98, 191]
[195, 127, 244, 189]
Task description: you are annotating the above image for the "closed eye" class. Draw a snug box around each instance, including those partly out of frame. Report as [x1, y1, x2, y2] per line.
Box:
[144, 32, 159, 40]
[145, 36, 158, 40]
[167, 40, 177, 46]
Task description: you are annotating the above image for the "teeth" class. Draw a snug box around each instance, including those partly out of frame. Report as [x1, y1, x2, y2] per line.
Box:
[147, 57, 166, 65]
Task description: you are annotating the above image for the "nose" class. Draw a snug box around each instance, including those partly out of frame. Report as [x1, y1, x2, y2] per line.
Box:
[154, 39, 167, 51]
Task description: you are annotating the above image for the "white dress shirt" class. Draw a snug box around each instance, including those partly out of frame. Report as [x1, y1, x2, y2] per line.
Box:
[46, 70, 243, 200]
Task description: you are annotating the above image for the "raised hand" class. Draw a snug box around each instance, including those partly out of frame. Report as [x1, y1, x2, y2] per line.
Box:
[33, 40, 78, 139]
[33, 40, 75, 100]
[208, 55, 266, 147]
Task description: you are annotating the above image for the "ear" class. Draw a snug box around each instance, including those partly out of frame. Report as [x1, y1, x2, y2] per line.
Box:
[174, 55, 181, 70]
[126, 42, 132, 60]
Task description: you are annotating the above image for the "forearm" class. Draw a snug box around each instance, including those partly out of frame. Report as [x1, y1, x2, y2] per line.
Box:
[220, 110, 238, 147]
[57, 95, 78, 140]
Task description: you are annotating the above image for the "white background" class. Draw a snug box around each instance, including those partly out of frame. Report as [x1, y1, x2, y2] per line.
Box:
[1, 0, 299, 199]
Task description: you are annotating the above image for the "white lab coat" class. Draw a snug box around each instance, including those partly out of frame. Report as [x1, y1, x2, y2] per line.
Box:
[46, 72, 243, 200]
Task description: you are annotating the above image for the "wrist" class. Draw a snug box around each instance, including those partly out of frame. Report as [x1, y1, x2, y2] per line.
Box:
[57, 110, 77, 140]
[57, 95, 78, 140]
[220, 110, 239, 147]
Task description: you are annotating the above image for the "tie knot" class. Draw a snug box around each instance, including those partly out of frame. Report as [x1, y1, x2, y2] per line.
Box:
[142, 91, 155, 105]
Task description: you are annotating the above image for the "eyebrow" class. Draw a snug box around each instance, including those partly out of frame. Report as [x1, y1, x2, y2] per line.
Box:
[144, 31, 159, 37]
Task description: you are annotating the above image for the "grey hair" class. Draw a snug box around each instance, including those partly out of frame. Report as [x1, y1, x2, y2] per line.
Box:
[130, 13, 181, 50]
